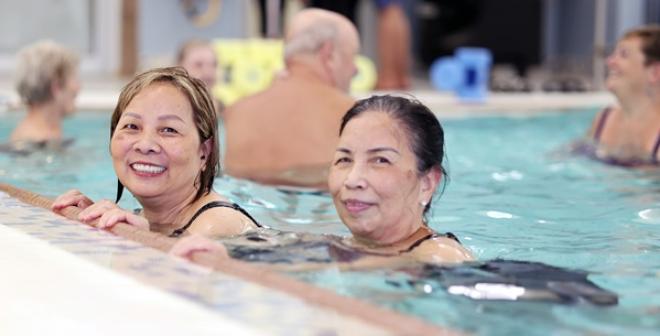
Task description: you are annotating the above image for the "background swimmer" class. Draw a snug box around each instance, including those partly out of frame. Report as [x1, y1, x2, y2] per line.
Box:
[578, 25, 660, 166]
[176, 39, 224, 115]
[7, 40, 79, 149]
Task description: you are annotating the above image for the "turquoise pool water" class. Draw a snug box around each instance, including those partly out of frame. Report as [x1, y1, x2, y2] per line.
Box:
[1, 109, 659, 335]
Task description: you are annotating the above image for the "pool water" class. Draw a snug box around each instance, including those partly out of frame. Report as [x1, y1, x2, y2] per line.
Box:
[1, 109, 659, 335]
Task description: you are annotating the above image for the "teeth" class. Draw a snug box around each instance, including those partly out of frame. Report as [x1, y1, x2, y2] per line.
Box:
[131, 163, 165, 174]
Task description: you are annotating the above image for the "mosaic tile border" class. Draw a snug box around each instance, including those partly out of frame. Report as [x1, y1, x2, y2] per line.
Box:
[0, 184, 456, 335]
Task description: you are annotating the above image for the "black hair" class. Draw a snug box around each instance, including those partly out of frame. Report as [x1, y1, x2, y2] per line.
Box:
[339, 95, 448, 214]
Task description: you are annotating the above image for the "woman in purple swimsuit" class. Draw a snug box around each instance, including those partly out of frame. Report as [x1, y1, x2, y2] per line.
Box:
[581, 25, 660, 166]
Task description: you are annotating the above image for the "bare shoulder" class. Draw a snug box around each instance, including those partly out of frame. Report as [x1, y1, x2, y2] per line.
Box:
[410, 236, 475, 264]
[186, 199, 258, 239]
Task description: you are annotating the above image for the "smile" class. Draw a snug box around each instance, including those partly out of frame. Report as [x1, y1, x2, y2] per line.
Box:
[344, 199, 374, 213]
[130, 162, 166, 175]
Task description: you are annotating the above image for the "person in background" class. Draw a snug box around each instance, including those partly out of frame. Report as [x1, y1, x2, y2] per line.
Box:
[223, 8, 359, 188]
[52, 67, 260, 239]
[307, 0, 412, 90]
[580, 25, 660, 166]
[171, 95, 473, 268]
[176, 39, 224, 116]
[9, 40, 80, 147]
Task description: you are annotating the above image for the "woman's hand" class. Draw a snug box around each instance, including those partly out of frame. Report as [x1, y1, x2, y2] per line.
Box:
[51, 189, 94, 213]
[170, 234, 229, 260]
[78, 199, 149, 230]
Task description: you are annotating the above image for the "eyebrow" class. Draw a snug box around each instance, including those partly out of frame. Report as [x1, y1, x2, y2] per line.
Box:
[336, 147, 400, 155]
[121, 112, 185, 122]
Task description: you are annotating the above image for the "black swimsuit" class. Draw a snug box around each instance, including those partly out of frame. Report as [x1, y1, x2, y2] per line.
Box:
[226, 230, 461, 263]
[169, 201, 262, 238]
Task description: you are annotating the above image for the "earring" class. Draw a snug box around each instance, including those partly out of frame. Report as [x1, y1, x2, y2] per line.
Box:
[420, 201, 427, 207]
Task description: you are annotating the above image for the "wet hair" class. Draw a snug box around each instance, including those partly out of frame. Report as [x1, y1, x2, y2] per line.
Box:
[14, 40, 79, 106]
[339, 95, 448, 214]
[623, 25, 660, 65]
[110, 66, 220, 202]
[176, 39, 214, 64]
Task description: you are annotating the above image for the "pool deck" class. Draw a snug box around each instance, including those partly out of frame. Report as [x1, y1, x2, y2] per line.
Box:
[0, 76, 615, 116]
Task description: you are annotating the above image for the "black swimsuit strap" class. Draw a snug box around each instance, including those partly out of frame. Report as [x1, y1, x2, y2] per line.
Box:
[169, 201, 261, 237]
[402, 231, 462, 254]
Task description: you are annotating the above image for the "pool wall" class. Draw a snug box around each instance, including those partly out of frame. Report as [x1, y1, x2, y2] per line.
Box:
[0, 183, 453, 335]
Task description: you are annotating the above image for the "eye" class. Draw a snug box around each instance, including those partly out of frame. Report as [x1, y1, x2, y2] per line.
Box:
[161, 127, 178, 134]
[121, 123, 138, 130]
[374, 156, 391, 165]
[334, 157, 351, 165]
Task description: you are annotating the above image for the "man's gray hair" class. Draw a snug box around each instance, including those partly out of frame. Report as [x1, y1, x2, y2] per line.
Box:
[284, 22, 338, 60]
[14, 40, 78, 106]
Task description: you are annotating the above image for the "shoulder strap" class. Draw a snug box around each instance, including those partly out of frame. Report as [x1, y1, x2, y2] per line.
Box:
[169, 201, 261, 237]
[651, 131, 660, 163]
[593, 107, 612, 142]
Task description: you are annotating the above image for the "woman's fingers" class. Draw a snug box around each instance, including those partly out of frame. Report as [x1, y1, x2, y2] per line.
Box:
[97, 208, 149, 230]
[170, 234, 228, 259]
[78, 199, 118, 223]
[51, 189, 93, 212]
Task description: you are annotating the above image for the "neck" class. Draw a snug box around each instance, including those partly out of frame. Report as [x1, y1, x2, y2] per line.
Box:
[354, 225, 433, 254]
[617, 88, 660, 117]
[137, 189, 200, 232]
[285, 58, 333, 86]
[353, 222, 430, 250]
[24, 103, 64, 138]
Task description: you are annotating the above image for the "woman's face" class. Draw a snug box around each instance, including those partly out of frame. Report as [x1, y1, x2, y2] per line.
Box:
[111, 83, 209, 203]
[606, 37, 648, 96]
[328, 111, 437, 245]
[180, 46, 218, 89]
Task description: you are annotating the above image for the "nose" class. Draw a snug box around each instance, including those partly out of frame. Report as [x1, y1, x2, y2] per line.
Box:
[343, 163, 367, 190]
[606, 53, 616, 68]
[133, 131, 161, 154]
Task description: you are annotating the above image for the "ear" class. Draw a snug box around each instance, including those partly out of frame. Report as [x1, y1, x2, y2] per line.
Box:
[51, 79, 63, 100]
[318, 40, 335, 64]
[649, 63, 660, 84]
[419, 167, 442, 204]
[199, 138, 213, 171]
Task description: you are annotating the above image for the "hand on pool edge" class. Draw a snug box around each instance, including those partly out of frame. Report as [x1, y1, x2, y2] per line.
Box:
[51, 189, 94, 212]
[95, 207, 149, 231]
[170, 234, 229, 261]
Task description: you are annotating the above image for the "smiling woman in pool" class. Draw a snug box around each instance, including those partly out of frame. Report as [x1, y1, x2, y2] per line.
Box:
[52, 67, 259, 238]
[172, 95, 473, 266]
[579, 25, 660, 166]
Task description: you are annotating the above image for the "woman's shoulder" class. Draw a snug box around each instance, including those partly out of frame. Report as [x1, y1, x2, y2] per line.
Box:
[185, 194, 259, 238]
[587, 105, 619, 139]
[410, 233, 475, 264]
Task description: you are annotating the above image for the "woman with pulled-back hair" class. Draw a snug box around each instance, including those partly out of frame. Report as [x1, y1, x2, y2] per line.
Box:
[327, 95, 472, 263]
[172, 95, 473, 267]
